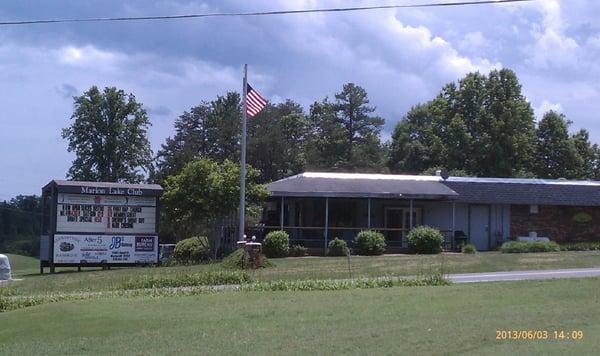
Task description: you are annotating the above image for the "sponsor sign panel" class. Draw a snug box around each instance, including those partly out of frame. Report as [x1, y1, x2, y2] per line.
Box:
[56, 193, 156, 234]
[53, 235, 158, 264]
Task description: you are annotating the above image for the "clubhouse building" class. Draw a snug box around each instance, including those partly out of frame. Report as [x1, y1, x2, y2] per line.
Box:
[262, 172, 600, 252]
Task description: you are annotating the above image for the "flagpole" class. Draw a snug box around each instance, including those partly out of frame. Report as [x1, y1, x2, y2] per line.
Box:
[239, 64, 248, 241]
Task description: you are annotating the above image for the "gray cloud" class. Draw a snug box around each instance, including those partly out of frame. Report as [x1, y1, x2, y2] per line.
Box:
[1, 0, 600, 197]
[55, 83, 78, 99]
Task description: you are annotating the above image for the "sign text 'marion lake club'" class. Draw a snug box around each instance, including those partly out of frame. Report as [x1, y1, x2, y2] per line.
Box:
[79, 186, 145, 196]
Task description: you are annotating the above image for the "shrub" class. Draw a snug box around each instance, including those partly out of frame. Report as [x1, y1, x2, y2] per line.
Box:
[328, 238, 349, 256]
[172, 236, 210, 264]
[407, 226, 443, 254]
[355, 230, 386, 255]
[500, 240, 561, 253]
[461, 243, 477, 254]
[560, 242, 600, 251]
[289, 244, 308, 257]
[263, 231, 290, 258]
[222, 248, 273, 269]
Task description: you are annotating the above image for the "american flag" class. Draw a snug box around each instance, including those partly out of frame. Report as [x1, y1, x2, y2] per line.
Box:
[245, 83, 267, 117]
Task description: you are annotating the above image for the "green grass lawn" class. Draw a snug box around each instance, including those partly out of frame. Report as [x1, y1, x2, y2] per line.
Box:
[5, 250, 600, 295]
[4, 254, 39, 277]
[1, 277, 598, 355]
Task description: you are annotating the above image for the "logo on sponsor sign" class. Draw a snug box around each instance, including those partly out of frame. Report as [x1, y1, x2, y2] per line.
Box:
[85, 236, 103, 244]
[135, 236, 155, 252]
[109, 236, 132, 250]
[59, 242, 75, 252]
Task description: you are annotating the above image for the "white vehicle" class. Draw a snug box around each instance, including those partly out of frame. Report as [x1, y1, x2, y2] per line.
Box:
[0, 254, 12, 280]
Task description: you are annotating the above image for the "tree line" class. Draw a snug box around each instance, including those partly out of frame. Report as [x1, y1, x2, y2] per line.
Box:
[0, 195, 42, 256]
[63, 68, 600, 186]
[4, 67, 600, 250]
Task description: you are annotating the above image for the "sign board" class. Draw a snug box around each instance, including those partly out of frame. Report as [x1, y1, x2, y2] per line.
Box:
[56, 193, 156, 234]
[53, 234, 158, 264]
[41, 180, 163, 271]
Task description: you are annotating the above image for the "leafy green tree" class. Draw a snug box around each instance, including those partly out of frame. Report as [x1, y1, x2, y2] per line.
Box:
[161, 158, 267, 240]
[247, 100, 308, 182]
[534, 111, 584, 179]
[389, 69, 536, 177]
[306, 83, 386, 171]
[205, 93, 242, 163]
[571, 129, 600, 179]
[62, 86, 153, 182]
[305, 99, 349, 170]
[388, 103, 444, 173]
[477, 69, 535, 176]
[154, 104, 212, 182]
[154, 93, 241, 182]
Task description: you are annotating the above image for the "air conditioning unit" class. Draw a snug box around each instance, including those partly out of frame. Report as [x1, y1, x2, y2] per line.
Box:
[0, 254, 12, 281]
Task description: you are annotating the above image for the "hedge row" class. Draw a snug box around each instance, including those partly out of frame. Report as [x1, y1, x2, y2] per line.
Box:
[500, 241, 561, 253]
[262, 227, 448, 257]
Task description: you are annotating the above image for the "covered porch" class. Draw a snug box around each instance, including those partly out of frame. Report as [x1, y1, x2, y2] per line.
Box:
[261, 196, 462, 253]
[262, 173, 464, 254]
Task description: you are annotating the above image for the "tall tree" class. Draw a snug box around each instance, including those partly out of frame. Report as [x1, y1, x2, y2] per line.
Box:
[389, 69, 536, 177]
[247, 100, 308, 182]
[205, 92, 242, 162]
[305, 99, 349, 170]
[154, 104, 211, 181]
[477, 69, 535, 176]
[62, 86, 153, 183]
[534, 111, 583, 179]
[306, 83, 386, 171]
[154, 92, 241, 182]
[571, 128, 600, 179]
[388, 103, 444, 173]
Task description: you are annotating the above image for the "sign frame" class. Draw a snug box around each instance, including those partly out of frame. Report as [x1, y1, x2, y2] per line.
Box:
[40, 180, 163, 273]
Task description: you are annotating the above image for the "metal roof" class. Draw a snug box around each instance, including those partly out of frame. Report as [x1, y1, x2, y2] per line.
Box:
[267, 173, 459, 199]
[443, 180, 600, 206]
[268, 172, 600, 206]
[447, 176, 600, 186]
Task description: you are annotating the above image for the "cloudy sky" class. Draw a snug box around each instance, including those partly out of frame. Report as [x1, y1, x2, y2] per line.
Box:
[1, 0, 599, 198]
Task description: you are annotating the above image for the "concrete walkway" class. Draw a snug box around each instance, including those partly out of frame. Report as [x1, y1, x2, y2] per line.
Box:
[448, 267, 600, 283]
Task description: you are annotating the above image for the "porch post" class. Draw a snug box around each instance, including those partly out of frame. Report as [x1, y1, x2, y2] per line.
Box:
[280, 196, 285, 230]
[324, 197, 329, 253]
[409, 199, 413, 229]
[367, 198, 371, 229]
[451, 201, 456, 237]
[451, 201, 456, 249]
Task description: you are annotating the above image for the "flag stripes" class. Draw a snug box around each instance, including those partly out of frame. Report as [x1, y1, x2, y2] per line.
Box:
[246, 83, 267, 117]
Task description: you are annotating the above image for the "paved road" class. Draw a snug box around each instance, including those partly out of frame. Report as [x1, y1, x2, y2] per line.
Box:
[448, 268, 600, 283]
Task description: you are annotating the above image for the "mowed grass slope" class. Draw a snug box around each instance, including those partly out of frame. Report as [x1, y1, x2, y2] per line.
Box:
[4, 254, 39, 277]
[5, 251, 600, 295]
[1, 278, 599, 355]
